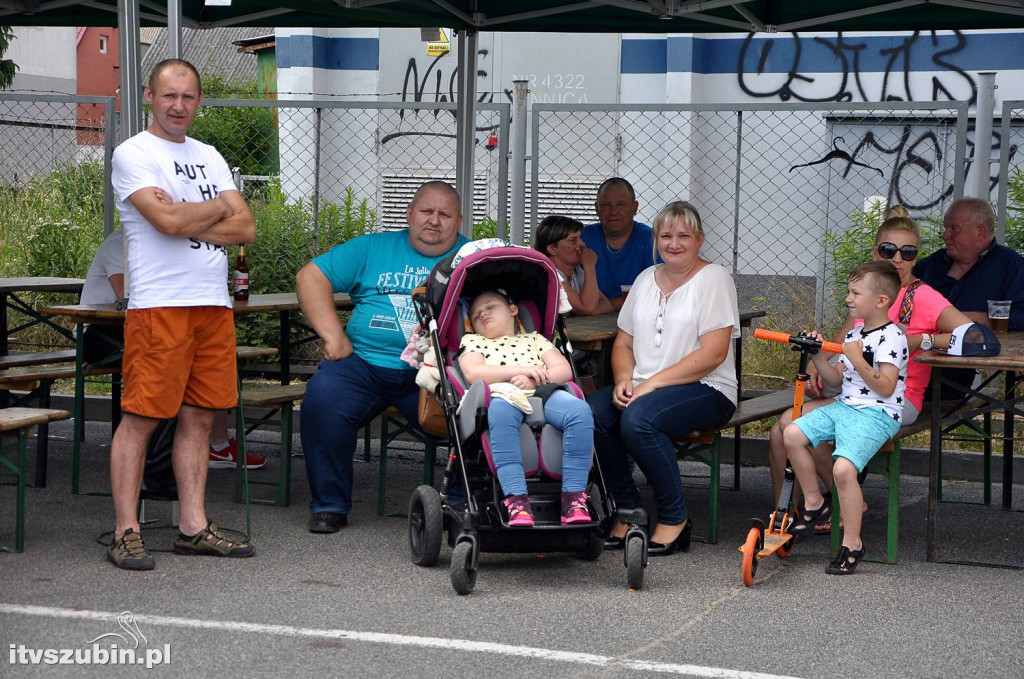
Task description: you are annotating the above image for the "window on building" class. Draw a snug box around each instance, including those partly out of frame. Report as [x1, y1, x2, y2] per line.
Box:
[99, 35, 108, 54]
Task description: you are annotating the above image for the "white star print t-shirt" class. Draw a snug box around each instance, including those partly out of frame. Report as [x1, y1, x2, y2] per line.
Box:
[836, 321, 909, 423]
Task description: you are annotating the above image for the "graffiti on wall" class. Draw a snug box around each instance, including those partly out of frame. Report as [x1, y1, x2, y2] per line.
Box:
[790, 127, 1016, 210]
[383, 47, 499, 145]
[738, 31, 977, 104]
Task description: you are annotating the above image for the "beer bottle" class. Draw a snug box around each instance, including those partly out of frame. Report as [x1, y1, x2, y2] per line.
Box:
[233, 244, 250, 301]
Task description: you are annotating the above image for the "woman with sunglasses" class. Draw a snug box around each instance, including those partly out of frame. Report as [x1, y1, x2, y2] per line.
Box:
[588, 201, 740, 556]
[765, 206, 971, 525]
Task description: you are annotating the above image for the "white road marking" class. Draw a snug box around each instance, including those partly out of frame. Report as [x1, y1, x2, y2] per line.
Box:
[0, 603, 802, 679]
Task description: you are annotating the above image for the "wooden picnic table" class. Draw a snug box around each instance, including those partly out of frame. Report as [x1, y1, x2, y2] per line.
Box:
[915, 331, 1024, 565]
[0, 277, 85, 357]
[42, 292, 353, 384]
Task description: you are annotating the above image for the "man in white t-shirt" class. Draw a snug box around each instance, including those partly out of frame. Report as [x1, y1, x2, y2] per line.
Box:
[80, 230, 125, 364]
[106, 59, 256, 570]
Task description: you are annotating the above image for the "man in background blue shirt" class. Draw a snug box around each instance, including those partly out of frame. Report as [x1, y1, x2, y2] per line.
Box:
[913, 197, 1024, 331]
[581, 177, 654, 311]
[296, 181, 468, 534]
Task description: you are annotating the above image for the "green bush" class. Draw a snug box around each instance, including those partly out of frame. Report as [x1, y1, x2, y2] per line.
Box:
[0, 161, 107, 278]
[188, 74, 278, 175]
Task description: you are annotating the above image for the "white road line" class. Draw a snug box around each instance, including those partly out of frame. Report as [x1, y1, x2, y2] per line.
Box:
[0, 603, 802, 679]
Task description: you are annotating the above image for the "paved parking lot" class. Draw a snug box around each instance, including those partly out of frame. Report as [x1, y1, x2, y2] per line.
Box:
[2, 420, 1022, 678]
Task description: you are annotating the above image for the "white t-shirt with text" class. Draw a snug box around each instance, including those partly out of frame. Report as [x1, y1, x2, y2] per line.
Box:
[111, 131, 236, 310]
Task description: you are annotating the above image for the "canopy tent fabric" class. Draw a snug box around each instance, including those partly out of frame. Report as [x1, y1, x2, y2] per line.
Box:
[3, 1, 1024, 33]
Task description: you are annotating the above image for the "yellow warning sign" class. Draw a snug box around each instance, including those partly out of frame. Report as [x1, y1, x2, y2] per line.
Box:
[427, 28, 450, 57]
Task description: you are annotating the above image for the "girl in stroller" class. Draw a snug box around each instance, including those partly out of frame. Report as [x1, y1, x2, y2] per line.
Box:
[459, 289, 594, 526]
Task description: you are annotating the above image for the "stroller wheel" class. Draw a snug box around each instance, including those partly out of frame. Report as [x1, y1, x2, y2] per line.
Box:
[578, 530, 604, 561]
[408, 485, 443, 567]
[450, 541, 477, 595]
[625, 535, 645, 590]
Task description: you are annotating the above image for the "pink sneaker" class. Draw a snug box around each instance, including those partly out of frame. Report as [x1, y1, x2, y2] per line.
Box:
[561, 491, 591, 524]
[503, 495, 535, 527]
[208, 438, 266, 470]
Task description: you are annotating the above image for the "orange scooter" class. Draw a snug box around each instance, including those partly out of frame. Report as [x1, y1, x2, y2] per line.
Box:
[739, 328, 843, 587]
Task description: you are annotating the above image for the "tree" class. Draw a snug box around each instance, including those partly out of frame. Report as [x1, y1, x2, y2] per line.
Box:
[0, 27, 17, 90]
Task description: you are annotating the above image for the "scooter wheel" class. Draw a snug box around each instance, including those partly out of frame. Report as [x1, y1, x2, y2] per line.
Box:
[741, 527, 760, 587]
[776, 535, 796, 559]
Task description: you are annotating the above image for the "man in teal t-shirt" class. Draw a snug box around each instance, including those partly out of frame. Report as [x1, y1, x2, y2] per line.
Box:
[296, 181, 468, 534]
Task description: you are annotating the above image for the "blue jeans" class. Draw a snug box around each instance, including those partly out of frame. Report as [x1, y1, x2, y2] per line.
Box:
[588, 382, 735, 526]
[487, 389, 594, 496]
[300, 355, 420, 514]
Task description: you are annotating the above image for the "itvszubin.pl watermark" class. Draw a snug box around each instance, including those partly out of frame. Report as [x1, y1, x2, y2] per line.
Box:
[9, 611, 170, 668]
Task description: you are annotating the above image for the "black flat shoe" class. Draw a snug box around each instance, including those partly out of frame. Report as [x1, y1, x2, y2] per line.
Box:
[647, 520, 692, 557]
[603, 536, 626, 550]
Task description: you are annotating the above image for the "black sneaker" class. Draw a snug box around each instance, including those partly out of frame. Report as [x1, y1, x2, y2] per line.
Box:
[107, 529, 155, 571]
[308, 512, 347, 533]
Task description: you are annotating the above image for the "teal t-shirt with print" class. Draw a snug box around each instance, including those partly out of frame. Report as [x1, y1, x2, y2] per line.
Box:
[313, 230, 467, 369]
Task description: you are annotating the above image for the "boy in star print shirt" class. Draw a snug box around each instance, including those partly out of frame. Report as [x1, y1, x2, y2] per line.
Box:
[783, 261, 908, 575]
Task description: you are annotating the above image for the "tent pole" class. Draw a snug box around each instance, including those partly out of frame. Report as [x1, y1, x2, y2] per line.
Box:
[968, 72, 997, 199]
[117, 0, 143, 141]
[510, 79, 528, 245]
[455, 30, 477, 237]
[168, 0, 182, 58]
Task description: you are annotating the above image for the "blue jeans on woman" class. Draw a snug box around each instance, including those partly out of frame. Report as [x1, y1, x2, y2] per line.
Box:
[301, 355, 421, 515]
[487, 389, 593, 496]
[588, 382, 735, 526]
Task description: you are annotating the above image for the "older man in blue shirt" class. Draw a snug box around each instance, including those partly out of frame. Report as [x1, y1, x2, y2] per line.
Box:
[913, 197, 1024, 331]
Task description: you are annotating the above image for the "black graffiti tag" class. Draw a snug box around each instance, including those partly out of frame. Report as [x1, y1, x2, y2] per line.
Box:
[739, 31, 976, 104]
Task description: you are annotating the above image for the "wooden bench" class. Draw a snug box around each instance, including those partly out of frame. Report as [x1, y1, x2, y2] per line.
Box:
[369, 406, 445, 516]
[238, 380, 304, 507]
[0, 350, 77, 369]
[673, 388, 797, 544]
[1, 363, 121, 490]
[0, 407, 71, 552]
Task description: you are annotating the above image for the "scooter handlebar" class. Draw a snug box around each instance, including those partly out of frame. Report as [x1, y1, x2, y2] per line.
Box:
[754, 328, 843, 354]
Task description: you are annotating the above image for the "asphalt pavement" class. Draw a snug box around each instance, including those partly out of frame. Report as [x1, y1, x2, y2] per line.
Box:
[1, 419, 1022, 679]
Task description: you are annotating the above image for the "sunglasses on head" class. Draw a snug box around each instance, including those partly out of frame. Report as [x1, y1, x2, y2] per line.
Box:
[876, 242, 918, 261]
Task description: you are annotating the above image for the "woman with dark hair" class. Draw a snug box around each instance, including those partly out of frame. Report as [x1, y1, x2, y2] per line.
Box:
[533, 215, 612, 315]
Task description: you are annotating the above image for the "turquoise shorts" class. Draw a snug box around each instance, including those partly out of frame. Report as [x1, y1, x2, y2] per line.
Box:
[793, 400, 900, 472]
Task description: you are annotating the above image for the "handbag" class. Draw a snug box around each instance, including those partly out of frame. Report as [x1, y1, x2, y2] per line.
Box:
[417, 387, 448, 437]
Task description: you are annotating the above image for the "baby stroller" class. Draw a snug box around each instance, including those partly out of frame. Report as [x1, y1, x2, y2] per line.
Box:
[406, 243, 649, 594]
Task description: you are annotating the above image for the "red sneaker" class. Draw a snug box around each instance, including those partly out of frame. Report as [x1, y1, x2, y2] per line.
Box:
[208, 438, 266, 470]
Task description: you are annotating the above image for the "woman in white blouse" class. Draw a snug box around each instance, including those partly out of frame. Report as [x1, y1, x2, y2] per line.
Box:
[590, 201, 740, 556]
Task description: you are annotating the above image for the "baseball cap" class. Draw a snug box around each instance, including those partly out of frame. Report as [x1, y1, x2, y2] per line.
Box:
[945, 322, 1001, 357]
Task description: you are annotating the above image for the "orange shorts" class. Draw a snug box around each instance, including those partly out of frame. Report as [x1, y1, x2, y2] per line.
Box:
[121, 307, 238, 419]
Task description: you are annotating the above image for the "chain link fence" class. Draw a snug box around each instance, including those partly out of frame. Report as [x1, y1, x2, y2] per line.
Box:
[532, 102, 970, 385]
[0, 95, 116, 350]
[2, 94, 994, 380]
[997, 100, 1024, 250]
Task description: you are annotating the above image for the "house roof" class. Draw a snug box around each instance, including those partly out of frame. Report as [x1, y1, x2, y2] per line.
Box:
[140, 26, 266, 84]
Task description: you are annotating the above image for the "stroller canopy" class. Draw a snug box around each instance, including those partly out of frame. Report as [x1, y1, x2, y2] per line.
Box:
[424, 243, 563, 352]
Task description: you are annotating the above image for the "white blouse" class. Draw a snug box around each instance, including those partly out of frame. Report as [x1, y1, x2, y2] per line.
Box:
[618, 262, 741, 405]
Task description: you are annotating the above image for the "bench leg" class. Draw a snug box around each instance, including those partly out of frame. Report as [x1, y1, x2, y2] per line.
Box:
[886, 443, 900, 564]
[983, 411, 992, 506]
[377, 415, 391, 516]
[71, 327, 86, 495]
[732, 425, 741, 491]
[277, 402, 293, 507]
[34, 380, 52, 488]
[707, 434, 721, 545]
[15, 427, 27, 552]
[233, 383, 252, 542]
